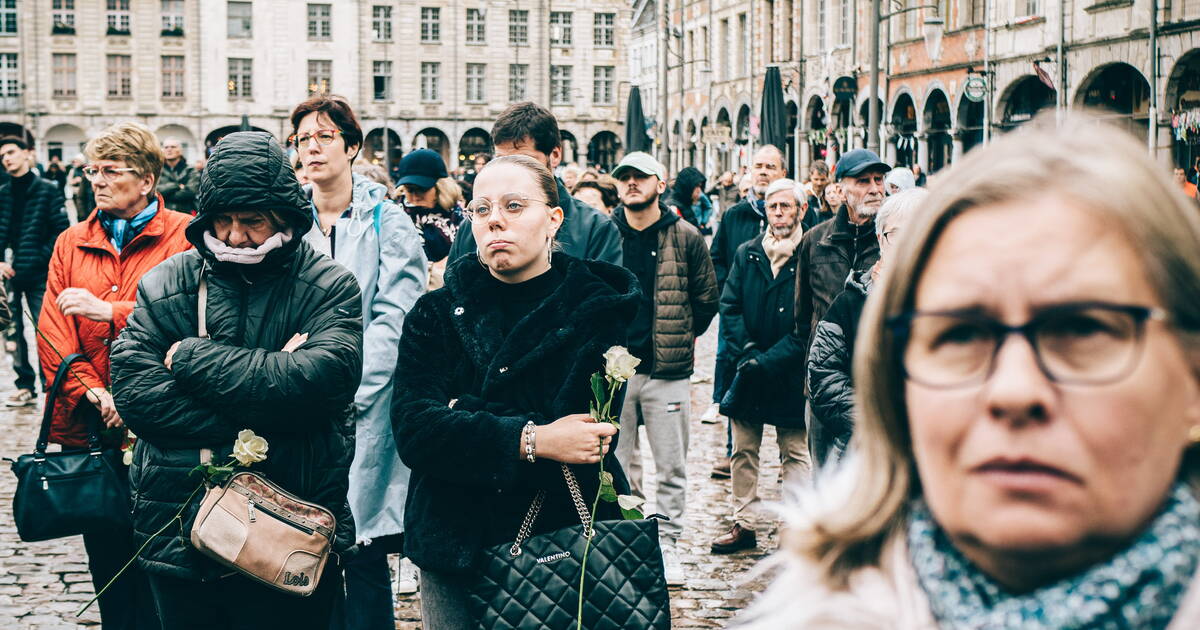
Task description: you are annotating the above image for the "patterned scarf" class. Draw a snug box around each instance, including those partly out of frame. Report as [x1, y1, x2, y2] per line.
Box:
[99, 199, 158, 253]
[908, 482, 1200, 630]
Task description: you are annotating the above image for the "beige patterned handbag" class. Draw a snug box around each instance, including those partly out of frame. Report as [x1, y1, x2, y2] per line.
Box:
[190, 470, 335, 596]
[186, 274, 336, 597]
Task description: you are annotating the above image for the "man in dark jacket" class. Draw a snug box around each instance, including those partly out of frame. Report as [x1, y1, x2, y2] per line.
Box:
[807, 188, 927, 469]
[705, 144, 787, 472]
[711, 177, 810, 554]
[707, 170, 740, 218]
[0, 136, 69, 406]
[447, 102, 621, 265]
[110, 131, 363, 627]
[156, 137, 199, 214]
[804, 160, 833, 226]
[610, 151, 718, 586]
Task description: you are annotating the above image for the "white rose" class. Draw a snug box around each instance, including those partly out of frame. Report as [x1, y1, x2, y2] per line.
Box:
[616, 494, 645, 511]
[232, 429, 269, 466]
[603, 346, 641, 383]
[122, 449, 133, 466]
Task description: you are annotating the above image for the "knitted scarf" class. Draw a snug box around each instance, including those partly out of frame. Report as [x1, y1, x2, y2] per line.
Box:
[761, 228, 802, 277]
[908, 482, 1200, 630]
[202, 229, 293, 265]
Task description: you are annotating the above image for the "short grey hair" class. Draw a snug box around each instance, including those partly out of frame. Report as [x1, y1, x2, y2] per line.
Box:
[764, 177, 804, 204]
[875, 187, 928, 238]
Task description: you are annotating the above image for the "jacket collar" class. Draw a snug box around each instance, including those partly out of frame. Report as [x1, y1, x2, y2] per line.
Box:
[76, 193, 170, 256]
[443, 253, 639, 394]
[745, 233, 799, 284]
[824, 204, 876, 244]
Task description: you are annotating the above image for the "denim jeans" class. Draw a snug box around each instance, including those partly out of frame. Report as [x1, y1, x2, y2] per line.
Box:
[419, 569, 475, 630]
[9, 284, 45, 391]
[333, 536, 398, 630]
[148, 564, 342, 630]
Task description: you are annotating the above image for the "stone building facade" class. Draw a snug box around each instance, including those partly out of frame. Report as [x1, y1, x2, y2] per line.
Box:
[0, 0, 631, 172]
[655, 0, 1200, 179]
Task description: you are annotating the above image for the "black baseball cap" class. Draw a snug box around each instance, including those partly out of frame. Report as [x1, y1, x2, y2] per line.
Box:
[396, 149, 448, 189]
[835, 149, 890, 180]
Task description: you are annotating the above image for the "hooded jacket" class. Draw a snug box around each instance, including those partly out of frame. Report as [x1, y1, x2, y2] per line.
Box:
[666, 167, 706, 228]
[806, 268, 871, 466]
[303, 174, 428, 541]
[110, 132, 364, 580]
[611, 204, 719, 379]
[391, 253, 639, 574]
[447, 177, 621, 265]
[38, 193, 193, 448]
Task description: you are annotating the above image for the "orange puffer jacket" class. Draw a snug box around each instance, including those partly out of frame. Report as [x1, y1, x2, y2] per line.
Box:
[37, 195, 193, 448]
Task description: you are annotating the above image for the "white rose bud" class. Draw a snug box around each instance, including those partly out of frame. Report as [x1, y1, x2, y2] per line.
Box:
[617, 494, 645, 511]
[603, 346, 641, 383]
[232, 429, 269, 466]
[122, 449, 133, 466]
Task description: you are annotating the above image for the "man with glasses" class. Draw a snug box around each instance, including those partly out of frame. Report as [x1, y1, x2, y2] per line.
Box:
[609, 151, 719, 586]
[807, 188, 927, 469]
[157, 137, 199, 215]
[710, 178, 810, 554]
[0, 135, 69, 406]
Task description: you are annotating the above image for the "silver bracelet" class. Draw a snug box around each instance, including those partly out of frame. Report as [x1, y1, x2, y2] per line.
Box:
[523, 421, 536, 463]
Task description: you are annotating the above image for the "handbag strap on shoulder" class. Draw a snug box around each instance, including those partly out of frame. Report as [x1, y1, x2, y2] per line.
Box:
[508, 464, 594, 557]
[197, 272, 209, 339]
[36, 352, 91, 455]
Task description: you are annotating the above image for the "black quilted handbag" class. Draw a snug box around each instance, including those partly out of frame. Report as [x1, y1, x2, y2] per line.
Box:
[8, 353, 131, 542]
[468, 464, 671, 629]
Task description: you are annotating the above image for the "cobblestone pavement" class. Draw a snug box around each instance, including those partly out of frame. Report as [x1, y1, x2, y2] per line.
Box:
[1, 322, 790, 629]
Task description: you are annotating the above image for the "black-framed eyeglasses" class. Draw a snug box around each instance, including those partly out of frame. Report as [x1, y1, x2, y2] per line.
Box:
[463, 193, 550, 224]
[887, 301, 1169, 389]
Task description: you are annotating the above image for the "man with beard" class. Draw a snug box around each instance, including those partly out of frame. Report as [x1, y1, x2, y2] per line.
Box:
[447, 102, 620, 264]
[704, 146, 787, 465]
[749, 149, 887, 438]
[610, 151, 718, 586]
[710, 178, 811, 554]
[0, 136, 69, 406]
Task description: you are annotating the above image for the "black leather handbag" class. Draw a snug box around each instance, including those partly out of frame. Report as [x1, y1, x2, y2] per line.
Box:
[468, 464, 671, 629]
[8, 353, 131, 542]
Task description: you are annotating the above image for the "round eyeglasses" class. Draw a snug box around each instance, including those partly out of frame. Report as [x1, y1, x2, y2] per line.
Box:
[463, 194, 550, 224]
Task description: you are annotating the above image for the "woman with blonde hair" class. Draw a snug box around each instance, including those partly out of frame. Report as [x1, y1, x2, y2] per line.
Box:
[737, 114, 1200, 628]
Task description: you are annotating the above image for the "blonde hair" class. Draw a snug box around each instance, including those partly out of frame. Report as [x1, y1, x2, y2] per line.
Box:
[786, 112, 1200, 589]
[434, 177, 462, 211]
[84, 122, 165, 191]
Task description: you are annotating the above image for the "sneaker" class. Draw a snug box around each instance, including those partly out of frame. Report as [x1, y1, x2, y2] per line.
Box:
[660, 544, 685, 587]
[689, 373, 712, 384]
[394, 556, 419, 594]
[6, 388, 34, 407]
[710, 457, 731, 479]
[710, 524, 758, 554]
[700, 403, 722, 424]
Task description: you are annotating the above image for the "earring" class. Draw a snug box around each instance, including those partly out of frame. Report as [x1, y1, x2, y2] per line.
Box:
[546, 237, 553, 266]
[1189, 425, 1200, 444]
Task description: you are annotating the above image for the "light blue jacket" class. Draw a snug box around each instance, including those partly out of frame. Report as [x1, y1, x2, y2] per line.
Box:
[303, 174, 427, 542]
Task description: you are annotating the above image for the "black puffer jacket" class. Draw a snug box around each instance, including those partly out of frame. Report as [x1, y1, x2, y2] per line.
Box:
[392, 253, 639, 574]
[718, 235, 804, 428]
[0, 174, 69, 289]
[111, 132, 364, 580]
[806, 269, 870, 467]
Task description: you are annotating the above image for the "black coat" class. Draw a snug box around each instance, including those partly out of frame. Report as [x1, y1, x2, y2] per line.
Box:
[0, 175, 69, 289]
[158, 158, 200, 214]
[392, 253, 640, 574]
[710, 199, 766, 292]
[110, 132, 364, 580]
[806, 269, 870, 467]
[718, 236, 804, 427]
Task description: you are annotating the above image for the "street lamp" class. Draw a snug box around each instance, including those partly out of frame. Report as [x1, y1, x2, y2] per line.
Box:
[867, 1, 943, 155]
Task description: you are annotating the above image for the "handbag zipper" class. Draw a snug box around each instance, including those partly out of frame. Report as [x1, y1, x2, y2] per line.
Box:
[246, 497, 315, 535]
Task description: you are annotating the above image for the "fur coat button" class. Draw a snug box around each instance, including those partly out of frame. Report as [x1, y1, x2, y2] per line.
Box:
[453, 307, 465, 316]
[499, 367, 509, 373]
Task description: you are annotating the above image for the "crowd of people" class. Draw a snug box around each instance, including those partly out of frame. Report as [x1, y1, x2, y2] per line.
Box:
[4, 91, 1200, 630]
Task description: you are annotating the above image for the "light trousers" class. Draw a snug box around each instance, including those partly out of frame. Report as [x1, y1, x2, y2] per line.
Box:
[730, 417, 809, 530]
[614, 374, 691, 543]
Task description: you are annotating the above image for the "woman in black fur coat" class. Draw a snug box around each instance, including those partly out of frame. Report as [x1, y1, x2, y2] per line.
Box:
[391, 155, 640, 628]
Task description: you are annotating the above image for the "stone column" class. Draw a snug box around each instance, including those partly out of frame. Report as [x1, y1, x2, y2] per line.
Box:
[918, 133, 930, 172]
[952, 135, 964, 163]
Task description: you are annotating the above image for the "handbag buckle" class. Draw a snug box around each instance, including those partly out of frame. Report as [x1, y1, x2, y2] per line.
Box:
[508, 544, 523, 558]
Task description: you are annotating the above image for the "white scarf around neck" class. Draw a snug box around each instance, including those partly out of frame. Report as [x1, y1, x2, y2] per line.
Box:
[203, 229, 293, 265]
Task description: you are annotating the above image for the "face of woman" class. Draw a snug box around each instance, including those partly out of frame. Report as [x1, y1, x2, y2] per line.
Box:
[295, 112, 356, 186]
[471, 162, 563, 281]
[211, 211, 281, 248]
[91, 159, 154, 219]
[402, 183, 438, 208]
[906, 196, 1200, 585]
[574, 187, 609, 214]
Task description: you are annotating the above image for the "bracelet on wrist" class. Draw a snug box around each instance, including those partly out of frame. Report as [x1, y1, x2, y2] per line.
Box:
[523, 421, 537, 463]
